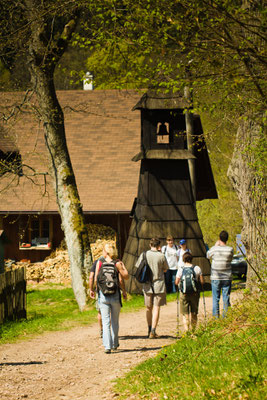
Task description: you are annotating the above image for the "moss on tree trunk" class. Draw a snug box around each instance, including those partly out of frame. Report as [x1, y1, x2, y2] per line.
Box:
[228, 119, 266, 287]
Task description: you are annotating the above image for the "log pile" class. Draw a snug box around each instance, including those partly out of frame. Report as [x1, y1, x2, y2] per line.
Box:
[5, 224, 117, 283]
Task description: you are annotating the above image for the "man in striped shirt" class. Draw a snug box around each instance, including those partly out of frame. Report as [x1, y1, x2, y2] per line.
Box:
[207, 231, 234, 317]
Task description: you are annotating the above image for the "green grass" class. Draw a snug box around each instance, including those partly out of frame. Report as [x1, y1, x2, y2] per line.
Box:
[0, 283, 145, 344]
[114, 288, 267, 400]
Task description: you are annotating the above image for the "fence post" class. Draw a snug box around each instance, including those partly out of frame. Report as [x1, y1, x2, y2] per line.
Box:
[0, 266, 26, 324]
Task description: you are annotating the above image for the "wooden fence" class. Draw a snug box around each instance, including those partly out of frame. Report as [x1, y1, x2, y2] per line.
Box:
[0, 267, 26, 324]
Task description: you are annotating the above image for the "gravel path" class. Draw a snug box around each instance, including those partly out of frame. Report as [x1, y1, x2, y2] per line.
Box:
[0, 293, 240, 400]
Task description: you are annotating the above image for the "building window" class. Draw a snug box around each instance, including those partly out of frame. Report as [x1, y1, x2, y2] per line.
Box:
[19, 215, 53, 250]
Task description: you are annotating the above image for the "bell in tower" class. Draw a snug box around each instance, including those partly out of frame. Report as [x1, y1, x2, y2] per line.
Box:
[123, 90, 218, 293]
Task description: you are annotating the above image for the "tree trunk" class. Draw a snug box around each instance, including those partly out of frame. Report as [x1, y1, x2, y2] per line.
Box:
[26, 2, 92, 310]
[227, 119, 266, 288]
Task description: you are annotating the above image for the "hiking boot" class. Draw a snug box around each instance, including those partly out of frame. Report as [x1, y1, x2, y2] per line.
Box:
[104, 349, 111, 354]
[149, 332, 159, 339]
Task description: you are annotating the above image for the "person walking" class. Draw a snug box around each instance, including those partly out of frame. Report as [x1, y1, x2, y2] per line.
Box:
[135, 237, 169, 338]
[89, 256, 105, 338]
[175, 252, 204, 332]
[94, 243, 128, 353]
[161, 235, 179, 293]
[207, 230, 234, 317]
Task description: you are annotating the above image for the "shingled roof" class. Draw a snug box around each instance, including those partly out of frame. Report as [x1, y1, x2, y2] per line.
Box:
[0, 90, 142, 213]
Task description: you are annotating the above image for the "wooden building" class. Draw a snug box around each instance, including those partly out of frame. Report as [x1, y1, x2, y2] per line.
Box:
[0, 90, 141, 262]
[123, 91, 217, 292]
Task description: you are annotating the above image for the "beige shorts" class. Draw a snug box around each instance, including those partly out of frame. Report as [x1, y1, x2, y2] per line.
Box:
[144, 292, 167, 307]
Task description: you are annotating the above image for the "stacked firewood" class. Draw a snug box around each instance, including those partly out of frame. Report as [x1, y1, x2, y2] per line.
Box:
[5, 224, 117, 283]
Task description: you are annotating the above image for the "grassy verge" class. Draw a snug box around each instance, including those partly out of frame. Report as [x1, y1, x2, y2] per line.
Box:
[0, 283, 145, 344]
[114, 288, 266, 400]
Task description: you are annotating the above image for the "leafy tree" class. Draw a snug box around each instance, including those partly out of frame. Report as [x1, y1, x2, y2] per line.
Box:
[84, 0, 266, 285]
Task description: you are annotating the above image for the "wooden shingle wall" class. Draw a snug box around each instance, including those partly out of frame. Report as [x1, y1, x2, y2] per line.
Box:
[123, 159, 211, 293]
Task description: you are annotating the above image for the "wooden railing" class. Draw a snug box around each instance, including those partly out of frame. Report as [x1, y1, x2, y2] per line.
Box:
[0, 267, 26, 324]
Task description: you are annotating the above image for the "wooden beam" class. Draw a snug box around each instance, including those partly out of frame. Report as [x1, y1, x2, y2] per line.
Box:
[132, 149, 196, 161]
[184, 85, 196, 203]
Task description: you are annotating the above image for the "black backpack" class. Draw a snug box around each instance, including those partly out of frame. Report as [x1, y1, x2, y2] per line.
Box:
[97, 260, 119, 296]
[179, 266, 198, 294]
[134, 252, 153, 284]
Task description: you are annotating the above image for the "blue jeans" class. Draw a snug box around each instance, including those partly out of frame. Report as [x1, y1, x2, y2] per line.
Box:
[165, 269, 177, 293]
[211, 280, 232, 317]
[98, 291, 121, 351]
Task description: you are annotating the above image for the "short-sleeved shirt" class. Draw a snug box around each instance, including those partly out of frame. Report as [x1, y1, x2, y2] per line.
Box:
[176, 265, 202, 280]
[135, 249, 168, 294]
[177, 248, 191, 268]
[207, 245, 234, 280]
[161, 245, 179, 270]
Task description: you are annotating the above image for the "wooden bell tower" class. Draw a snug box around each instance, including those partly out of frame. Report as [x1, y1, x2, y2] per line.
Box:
[123, 90, 218, 293]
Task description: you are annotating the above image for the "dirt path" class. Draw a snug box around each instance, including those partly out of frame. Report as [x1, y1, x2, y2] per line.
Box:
[0, 294, 240, 400]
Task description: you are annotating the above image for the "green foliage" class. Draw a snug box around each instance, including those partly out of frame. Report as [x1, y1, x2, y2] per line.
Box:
[82, 1, 265, 251]
[197, 112, 243, 247]
[86, 42, 149, 89]
[114, 289, 267, 399]
[82, 1, 266, 111]
[54, 47, 89, 90]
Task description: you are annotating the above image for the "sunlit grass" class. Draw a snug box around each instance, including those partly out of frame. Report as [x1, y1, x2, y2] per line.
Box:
[114, 288, 267, 399]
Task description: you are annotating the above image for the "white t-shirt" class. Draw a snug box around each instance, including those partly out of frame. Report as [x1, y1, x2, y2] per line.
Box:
[177, 248, 191, 268]
[161, 245, 179, 270]
[176, 264, 202, 280]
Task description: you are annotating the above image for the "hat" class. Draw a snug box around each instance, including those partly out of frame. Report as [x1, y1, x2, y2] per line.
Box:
[180, 239, 186, 245]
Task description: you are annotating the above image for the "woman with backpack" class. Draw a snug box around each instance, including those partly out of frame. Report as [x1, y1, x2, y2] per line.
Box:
[94, 243, 129, 353]
[175, 252, 204, 332]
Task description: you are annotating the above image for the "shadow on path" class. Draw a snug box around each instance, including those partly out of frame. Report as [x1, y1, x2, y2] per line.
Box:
[0, 361, 46, 366]
[116, 346, 162, 353]
[119, 334, 177, 340]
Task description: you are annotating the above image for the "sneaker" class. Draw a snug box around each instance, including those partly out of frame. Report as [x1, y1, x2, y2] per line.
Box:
[112, 344, 119, 351]
[104, 349, 111, 354]
[149, 332, 159, 339]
